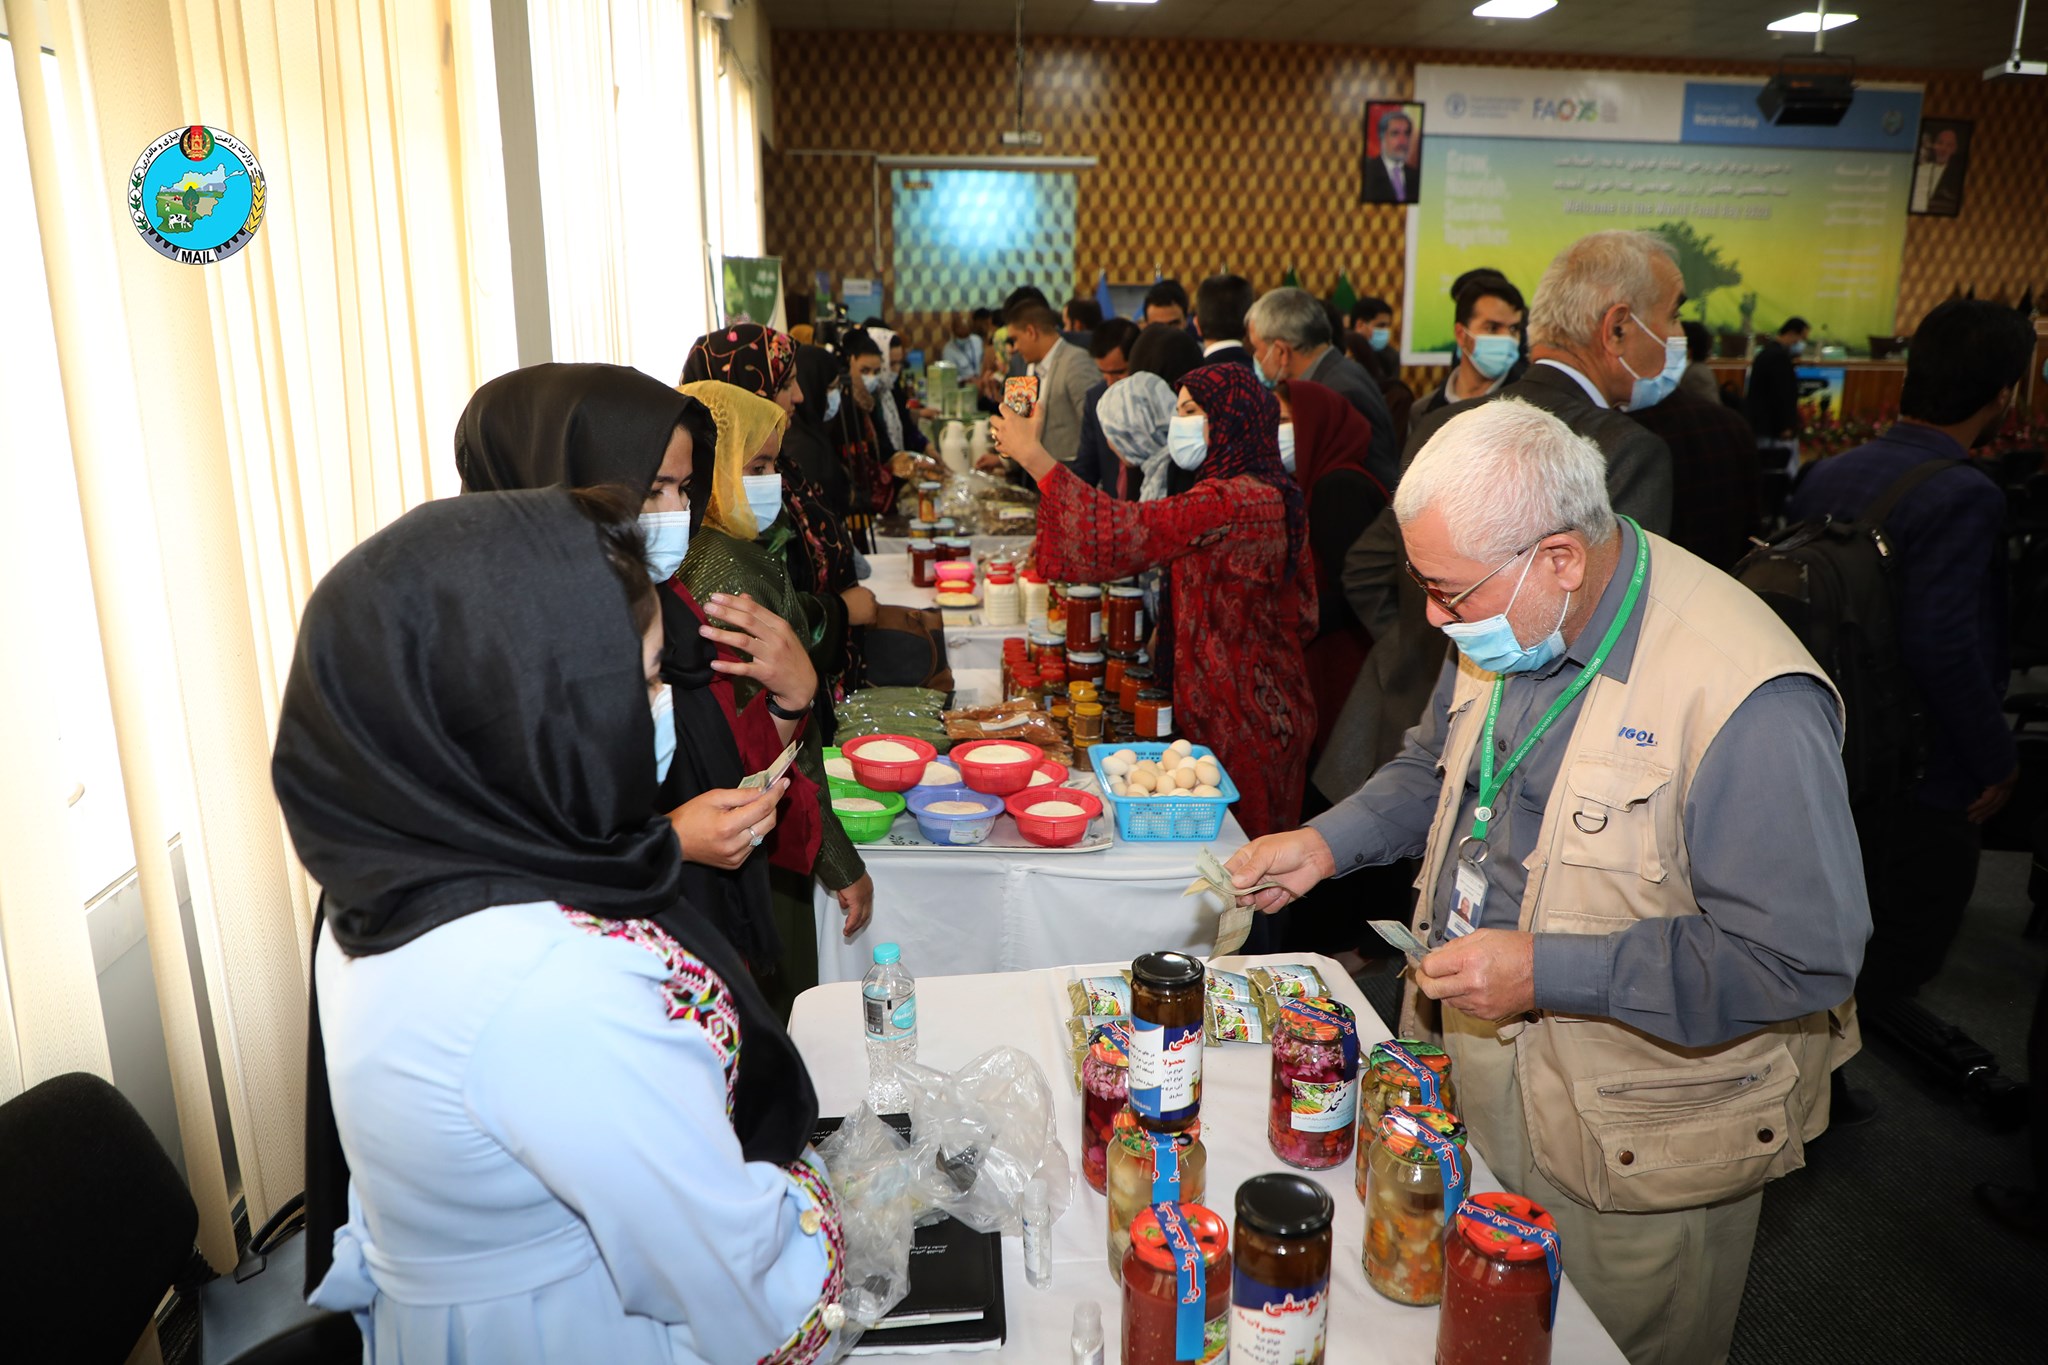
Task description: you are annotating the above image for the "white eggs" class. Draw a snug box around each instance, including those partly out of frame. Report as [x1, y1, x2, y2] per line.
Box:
[1169, 738, 1194, 756]
[1195, 760, 1222, 788]
[1193, 784, 1223, 798]
[1128, 770, 1155, 794]
[1101, 755, 1132, 777]
[1173, 767, 1199, 790]
[1113, 749, 1139, 767]
[1110, 779, 1129, 797]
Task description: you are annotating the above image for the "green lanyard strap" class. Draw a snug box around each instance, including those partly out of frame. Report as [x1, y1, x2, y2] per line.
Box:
[1466, 518, 1649, 853]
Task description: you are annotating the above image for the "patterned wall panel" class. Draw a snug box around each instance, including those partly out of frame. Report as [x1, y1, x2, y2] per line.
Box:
[765, 32, 2048, 387]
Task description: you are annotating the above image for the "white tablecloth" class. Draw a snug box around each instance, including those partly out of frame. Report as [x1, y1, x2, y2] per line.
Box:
[813, 810, 1251, 985]
[789, 954, 1628, 1364]
[863, 545, 1028, 675]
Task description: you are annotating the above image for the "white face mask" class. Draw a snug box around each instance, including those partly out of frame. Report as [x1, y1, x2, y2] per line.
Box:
[650, 683, 676, 784]
[638, 510, 690, 580]
[1278, 422, 1296, 474]
[742, 473, 784, 532]
[1167, 414, 1208, 471]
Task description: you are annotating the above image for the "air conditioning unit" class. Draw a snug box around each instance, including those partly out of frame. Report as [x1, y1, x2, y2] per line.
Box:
[1756, 69, 1855, 126]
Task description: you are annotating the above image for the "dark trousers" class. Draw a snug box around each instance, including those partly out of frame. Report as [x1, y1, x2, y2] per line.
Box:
[1853, 793, 1981, 1004]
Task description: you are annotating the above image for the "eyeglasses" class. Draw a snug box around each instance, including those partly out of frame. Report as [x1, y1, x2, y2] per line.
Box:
[1405, 528, 1569, 622]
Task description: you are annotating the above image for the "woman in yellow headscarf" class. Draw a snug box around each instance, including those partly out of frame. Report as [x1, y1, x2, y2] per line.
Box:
[679, 380, 873, 1015]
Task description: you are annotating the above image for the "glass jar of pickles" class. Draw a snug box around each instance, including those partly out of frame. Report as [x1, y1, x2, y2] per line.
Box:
[1080, 1023, 1132, 1194]
[1266, 998, 1360, 1170]
[1230, 1174, 1334, 1364]
[1363, 1105, 1470, 1306]
[1438, 1192, 1562, 1365]
[1106, 1110, 1207, 1280]
[916, 481, 942, 523]
[1123, 1203, 1230, 1365]
[1028, 629, 1065, 667]
[1356, 1040, 1457, 1198]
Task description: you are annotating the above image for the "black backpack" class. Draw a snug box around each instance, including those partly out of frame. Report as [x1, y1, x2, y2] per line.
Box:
[1732, 459, 1960, 808]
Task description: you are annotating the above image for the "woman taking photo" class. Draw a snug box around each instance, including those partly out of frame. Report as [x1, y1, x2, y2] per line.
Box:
[278, 487, 843, 1363]
[993, 362, 1318, 836]
[455, 362, 819, 991]
[679, 380, 875, 1012]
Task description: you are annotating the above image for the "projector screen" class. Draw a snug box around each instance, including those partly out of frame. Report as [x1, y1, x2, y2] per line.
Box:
[890, 168, 1078, 314]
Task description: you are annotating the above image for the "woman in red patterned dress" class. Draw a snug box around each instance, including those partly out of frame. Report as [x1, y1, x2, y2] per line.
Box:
[992, 362, 1318, 836]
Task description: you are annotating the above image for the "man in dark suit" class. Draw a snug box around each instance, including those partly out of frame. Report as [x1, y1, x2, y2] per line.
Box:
[1744, 317, 1809, 443]
[1071, 318, 1143, 498]
[1314, 229, 1679, 806]
[1246, 285, 1400, 491]
[1194, 274, 1256, 370]
[1361, 107, 1421, 204]
[1625, 387, 1760, 570]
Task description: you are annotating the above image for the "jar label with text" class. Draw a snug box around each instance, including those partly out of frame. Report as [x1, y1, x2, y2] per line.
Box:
[1129, 1019, 1203, 1121]
[1289, 1078, 1358, 1133]
[1229, 1271, 1328, 1365]
[1156, 706, 1173, 736]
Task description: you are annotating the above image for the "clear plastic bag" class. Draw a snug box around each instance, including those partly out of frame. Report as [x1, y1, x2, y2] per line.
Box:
[898, 1046, 1074, 1236]
[814, 1106, 916, 1344]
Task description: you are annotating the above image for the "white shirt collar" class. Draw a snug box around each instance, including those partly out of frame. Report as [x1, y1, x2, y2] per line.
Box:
[1201, 338, 1242, 356]
[1029, 336, 1067, 377]
[1535, 357, 1609, 409]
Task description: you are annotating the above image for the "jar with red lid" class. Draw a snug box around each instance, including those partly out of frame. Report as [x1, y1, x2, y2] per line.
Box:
[1135, 689, 1175, 741]
[1267, 997, 1360, 1171]
[1356, 1040, 1458, 1198]
[1008, 666, 1041, 706]
[1039, 659, 1068, 689]
[1121, 665, 1156, 715]
[1080, 1022, 1131, 1193]
[1021, 569, 1050, 625]
[1105, 584, 1147, 652]
[1363, 1105, 1470, 1306]
[1065, 584, 1104, 651]
[1122, 1203, 1230, 1365]
[1106, 1109, 1208, 1278]
[1066, 649, 1106, 686]
[1438, 1192, 1562, 1365]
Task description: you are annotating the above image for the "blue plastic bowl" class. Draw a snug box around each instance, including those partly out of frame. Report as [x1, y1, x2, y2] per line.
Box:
[904, 784, 1003, 846]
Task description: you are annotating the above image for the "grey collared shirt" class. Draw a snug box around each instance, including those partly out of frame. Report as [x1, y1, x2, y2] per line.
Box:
[1309, 521, 1870, 1048]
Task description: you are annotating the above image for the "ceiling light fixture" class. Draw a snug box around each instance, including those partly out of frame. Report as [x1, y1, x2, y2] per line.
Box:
[1091, 0, 1159, 5]
[1767, 10, 1858, 32]
[1473, 0, 1557, 16]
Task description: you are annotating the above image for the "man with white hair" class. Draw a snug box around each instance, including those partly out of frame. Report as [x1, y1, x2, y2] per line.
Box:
[1230, 399, 1868, 1365]
[1312, 230, 1680, 808]
[1246, 285, 1399, 489]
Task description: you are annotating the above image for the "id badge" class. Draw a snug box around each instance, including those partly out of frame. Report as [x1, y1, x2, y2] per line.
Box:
[1449, 859, 1486, 939]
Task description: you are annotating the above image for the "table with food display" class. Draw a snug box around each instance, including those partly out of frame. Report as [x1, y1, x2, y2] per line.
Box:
[863, 531, 1034, 675]
[788, 951, 1628, 1364]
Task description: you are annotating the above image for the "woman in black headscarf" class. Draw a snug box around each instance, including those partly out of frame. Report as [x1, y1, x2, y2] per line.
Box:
[455, 362, 822, 983]
[278, 489, 842, 1359]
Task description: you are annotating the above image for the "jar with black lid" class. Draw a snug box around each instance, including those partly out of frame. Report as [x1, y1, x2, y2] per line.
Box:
[1230, 1173, 1333, 1365]
[1128, 951, 1204, 1133]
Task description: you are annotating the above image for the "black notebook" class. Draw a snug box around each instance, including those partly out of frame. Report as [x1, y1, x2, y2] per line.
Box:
[812, 1113, 1008, 1354]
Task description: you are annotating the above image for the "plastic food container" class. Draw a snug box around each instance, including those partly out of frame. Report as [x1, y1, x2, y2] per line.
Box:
[1004, 787, 1103, 847]
[828, 784, 904, 843]
[949, 739, 1047, 795]
[1031, 759, 1070, 787]
[1088, 744, 1241, 842]
[842, 734, 939, 792]
[904, 784, 1003, 845]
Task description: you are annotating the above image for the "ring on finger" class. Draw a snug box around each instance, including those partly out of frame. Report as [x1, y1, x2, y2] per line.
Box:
[747, 824, 764, 848]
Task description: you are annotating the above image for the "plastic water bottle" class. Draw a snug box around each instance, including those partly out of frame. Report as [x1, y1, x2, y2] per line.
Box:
[862, 942, 917, 1112]
[1070, 1301, 1103, 1365]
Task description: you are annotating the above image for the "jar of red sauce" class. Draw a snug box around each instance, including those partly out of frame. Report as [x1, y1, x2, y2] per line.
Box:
[1104, 649, 1140, 701]
[1122, 1203, 1230, 1365]
[1066, 649, 1106, 686]
[1065, 584, 1104, 651]
[1106, 584, 1147, 652]
[1120, 665, 1156, 715]
[909, 539, 940, 589]
[1437, 1192, 1562, 1365]
[936, 536, 974, 562]
[1135, 689, 1175, 741]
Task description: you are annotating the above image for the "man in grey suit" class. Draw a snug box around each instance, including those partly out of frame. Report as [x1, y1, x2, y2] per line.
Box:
[1314, 230, 1679, 805]
[1246, 286, 1401, 493]
[1007, 301, 1096, 465]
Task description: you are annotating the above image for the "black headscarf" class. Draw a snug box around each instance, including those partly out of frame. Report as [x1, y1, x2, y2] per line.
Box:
[276, 489, 817, 1293]
[783, 343, 848, 506]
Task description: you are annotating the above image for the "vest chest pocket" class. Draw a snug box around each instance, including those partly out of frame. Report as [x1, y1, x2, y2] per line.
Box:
[1555, 751, 1674, 884]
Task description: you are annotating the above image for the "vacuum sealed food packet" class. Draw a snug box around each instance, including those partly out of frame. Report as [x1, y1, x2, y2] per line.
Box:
[1250, 963, 1330, 1029]
[1207, 968, 1253, 1003]
[1207, 995, 1269, 1045]
[1068, 975, 1132, 1017]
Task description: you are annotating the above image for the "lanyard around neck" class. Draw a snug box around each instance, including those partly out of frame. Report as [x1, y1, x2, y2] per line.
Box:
[1465, 519, 1648, 853]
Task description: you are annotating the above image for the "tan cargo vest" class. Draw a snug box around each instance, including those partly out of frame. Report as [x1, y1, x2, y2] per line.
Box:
[1407, 531, 1851, 1214]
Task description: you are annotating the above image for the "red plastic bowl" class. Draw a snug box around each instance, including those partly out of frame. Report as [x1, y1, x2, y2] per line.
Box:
[950, 739, 1048, 795]
[843, 734, 939, 793]
[1004, 787, 1103, 847]
[1028, 759, 1070, 789]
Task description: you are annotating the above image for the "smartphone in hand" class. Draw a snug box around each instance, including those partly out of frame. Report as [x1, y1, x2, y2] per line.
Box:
[1002, 375, 1038, 418]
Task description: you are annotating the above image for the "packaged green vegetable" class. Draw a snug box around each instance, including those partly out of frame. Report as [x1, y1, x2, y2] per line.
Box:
[1206, 996, 1268, 1045]
[1067, 975, 1132, 1017]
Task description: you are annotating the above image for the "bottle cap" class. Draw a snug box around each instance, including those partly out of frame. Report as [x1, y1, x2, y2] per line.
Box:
[872, 942, 901, 965]
[1234, 1172, 1335, 1240]
[1131, 950, 1204, 990]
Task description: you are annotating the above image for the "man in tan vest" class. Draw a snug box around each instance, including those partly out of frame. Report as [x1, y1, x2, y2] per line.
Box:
[1227, 399, 1869, 1365]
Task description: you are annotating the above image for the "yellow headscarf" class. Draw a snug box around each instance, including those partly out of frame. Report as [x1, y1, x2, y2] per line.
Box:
[680, 380, 791, 540]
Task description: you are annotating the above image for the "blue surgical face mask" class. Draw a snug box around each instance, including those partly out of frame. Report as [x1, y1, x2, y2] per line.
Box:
[1465, 333, 1520, 381]
[1167, 413, 1209, 471]
[651, 683, 676, 785]
[823, 389, 842, 422]
[1278, 422, 1296, 474]
[1438, 549, 1571, 675]
[1788, 340, 1808, 357]
[1620, 313, 1689, 410]
[742, 473, 784, 532]
[1369, 326, 1393, 352]
[1253, 346, 1283, 390]
[639, 510, 690, 581]
[863, 371, 887, 395]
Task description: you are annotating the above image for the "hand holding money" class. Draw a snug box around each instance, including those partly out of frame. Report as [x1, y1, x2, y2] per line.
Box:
[1184, 847, 1288, 903]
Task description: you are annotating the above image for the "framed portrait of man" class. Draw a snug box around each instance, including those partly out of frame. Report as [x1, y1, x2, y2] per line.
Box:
[1361, 100, 1424, 206]
[1909, 118, 1972, 217]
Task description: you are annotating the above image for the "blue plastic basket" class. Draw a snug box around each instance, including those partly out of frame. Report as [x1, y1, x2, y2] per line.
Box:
[1087, 743, 1239, 842]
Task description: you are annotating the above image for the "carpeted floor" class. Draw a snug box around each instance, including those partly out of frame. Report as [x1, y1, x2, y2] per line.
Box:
[1352, 847, 2046, 1365]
